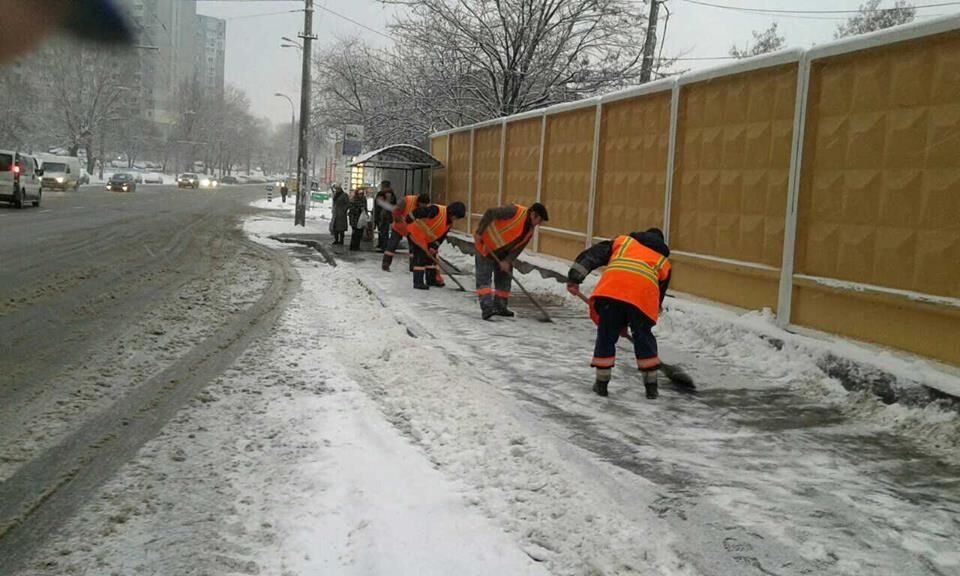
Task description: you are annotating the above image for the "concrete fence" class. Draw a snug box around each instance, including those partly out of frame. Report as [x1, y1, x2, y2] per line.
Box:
[431, 16, 960, 367]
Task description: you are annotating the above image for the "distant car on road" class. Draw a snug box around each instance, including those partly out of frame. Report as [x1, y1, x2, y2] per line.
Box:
[0, 150, 43, 208]
[143, 172, 163, 184]
[106, 173, 136, 192]
[177, 173, 199, 189]
[198, 175, 218, 189]
[220, 175, 239, 184]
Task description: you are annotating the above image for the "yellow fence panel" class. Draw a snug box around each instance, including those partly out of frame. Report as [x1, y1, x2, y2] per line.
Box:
[430, 134, 448, 205]
[448, 131, 472, 232]
[671, 64, 797, 267]
[503, 117, 541, 208]
[541, 107, 595, 234]
[472, 125, 502, 219]
[538, 230, 587, 262]
[796, 30, 960, 299]
[594, 91, 671, 240]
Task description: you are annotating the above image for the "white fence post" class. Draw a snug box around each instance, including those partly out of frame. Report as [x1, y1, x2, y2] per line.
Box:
[534, 113, 547, 252]
[585, 101, 603, 248]
[663, 81, 680, 243]
[777, 55, 812, 328]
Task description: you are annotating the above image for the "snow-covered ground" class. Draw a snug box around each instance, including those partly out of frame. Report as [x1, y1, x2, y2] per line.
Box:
[17, 199, 960, 576]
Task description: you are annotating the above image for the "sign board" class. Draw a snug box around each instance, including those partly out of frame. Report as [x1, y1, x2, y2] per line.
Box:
[342, 124, 363, 156]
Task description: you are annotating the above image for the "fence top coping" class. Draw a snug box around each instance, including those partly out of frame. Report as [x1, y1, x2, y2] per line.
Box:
[600, 77, 675, 105]
[807, 12, 960, 61]
[678, 47, 803, 86]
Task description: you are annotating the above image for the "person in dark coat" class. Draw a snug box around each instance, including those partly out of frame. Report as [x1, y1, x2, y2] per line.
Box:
[330, 185, 349, 245]
[373, 181, 397, 252]
[566, 228, 671, 399]
[347, 188, 370, 251]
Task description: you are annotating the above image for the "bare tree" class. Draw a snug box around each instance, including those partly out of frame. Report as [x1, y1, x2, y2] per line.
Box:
[835, 0, 916, 38]
[383, 0, 649, 117]
[41, 40, 138, 171]
[730, 23, 786, 59]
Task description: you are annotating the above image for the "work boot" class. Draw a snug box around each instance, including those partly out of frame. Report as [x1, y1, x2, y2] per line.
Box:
[481, 305, 497, 321]
[593, 367, 611, 397]
[642, 370, 659, 400]
[381, 254, 393, 271]
[495, 297, 515, 317]
[427, 269, 444, 287]
[413, 270, 429, 290]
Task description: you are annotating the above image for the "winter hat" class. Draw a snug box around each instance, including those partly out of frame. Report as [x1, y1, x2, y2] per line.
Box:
[448, 202, 466, 219]
[529, 202, 549, 222]
[416, 193, 431, 205]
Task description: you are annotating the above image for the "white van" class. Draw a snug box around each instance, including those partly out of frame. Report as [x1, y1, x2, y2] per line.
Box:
[40, 154, 82, 190]
[0, 150, 43, 208]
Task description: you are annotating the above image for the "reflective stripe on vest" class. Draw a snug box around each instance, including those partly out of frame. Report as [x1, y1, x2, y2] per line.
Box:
[606, 236, 662, 290]
[481, 204, 529, 254]
[410, 205, 448, 248]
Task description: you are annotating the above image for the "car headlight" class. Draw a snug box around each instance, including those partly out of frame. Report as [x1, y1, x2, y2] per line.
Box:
[122, 184, 128, 190]
[211, 180, 217, 187]
[56, 177, 64, 183]
[200, 178, 210, 187]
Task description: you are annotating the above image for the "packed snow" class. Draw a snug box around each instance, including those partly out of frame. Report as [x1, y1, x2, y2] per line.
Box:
[15, 198, 960, 576]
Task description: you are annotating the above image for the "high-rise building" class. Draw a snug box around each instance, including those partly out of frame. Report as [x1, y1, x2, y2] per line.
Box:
[195, 15, 226, 99]
[134, 0, 198, 126]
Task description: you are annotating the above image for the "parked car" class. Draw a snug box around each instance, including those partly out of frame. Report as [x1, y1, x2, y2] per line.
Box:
[0, 150, 43, 208]
[39, 155, 82, 190]
[220, 175, 239, 185]
[143, 172, 163, 184]
[106, 172, 136, 192]
[177, 173, 199, 189]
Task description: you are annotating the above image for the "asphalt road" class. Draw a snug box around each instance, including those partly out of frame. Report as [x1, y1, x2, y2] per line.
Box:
[0, 183, 297, 572]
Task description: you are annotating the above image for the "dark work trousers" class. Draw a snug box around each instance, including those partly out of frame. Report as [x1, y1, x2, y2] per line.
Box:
[411, 243, 433, 288]
[377, 219, 391, 251]
[590, 296, 659, 370]
[475, 253, 512, 312]
[349, 225, 363, 251]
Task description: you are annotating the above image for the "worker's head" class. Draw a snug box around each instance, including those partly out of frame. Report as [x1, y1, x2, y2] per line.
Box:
[0, 0, 134, 65]
[416, 193, 431, 206]
[645, 227, 665, 241]
[380, 180, 391, 189]
[448, 202, 466, 220]
[529, 202, 549, 226]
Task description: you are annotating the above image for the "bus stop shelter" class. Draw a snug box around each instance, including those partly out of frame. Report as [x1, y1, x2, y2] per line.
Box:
[349, 144, 443, 198]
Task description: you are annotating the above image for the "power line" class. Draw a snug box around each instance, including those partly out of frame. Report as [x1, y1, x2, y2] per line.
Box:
[222, 8, 303, 21]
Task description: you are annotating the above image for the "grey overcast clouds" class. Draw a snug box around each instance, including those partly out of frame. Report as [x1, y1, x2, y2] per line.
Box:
[195, 0, 960, 127]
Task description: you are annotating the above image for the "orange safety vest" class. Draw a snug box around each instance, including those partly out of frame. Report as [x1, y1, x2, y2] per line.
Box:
[589, 235, 671, 324]
[475, 204, 533, 257]
[408, 205, 449, 251]
[391, 195, 420, 235]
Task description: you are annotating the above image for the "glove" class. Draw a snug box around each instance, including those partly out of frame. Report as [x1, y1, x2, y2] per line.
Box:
[428, 246, 438, 256]
[566, 282, 581, 296]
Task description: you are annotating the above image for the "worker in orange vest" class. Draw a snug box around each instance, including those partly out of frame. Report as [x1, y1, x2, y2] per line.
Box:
[406, 201, 467, 289]
[566, 228, 671, 399]
[473, 202, 549, 320]
[381, 192, 430, 271]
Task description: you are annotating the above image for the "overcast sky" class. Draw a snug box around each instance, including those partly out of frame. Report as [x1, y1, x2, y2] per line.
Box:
[195, 0, 959, 126]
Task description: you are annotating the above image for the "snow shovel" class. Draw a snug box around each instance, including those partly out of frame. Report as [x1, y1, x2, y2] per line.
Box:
[572, 291, 695, 389]
[427, 251, 467, 292]
[488, 251, 553, 323]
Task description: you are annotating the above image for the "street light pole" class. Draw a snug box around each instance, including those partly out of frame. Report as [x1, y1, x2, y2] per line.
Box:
[274, 93, 295, 177]
[295, 0, 316, 227]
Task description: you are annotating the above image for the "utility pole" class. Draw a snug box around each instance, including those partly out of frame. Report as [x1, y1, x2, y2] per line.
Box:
[295, 0, 316, 226]
[640, 0, 661, 83]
